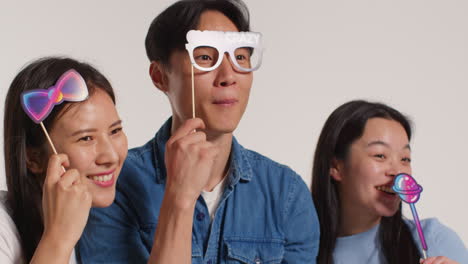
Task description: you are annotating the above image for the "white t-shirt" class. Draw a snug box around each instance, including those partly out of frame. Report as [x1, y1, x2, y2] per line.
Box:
[0, 191, 23, 264]
[0, 191, 77, 264]
[201, 176, 227, 221]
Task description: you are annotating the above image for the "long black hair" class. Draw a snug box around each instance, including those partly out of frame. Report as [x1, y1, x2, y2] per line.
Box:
[3, 57, 115, 262]
[145, 0, 250, 66]
[311, 100, 421, 264]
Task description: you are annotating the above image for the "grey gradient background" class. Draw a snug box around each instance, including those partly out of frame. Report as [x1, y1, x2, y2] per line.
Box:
[1, 0, 467, 244]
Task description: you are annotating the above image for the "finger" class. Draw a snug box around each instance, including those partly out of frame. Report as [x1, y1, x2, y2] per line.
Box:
[431, 256, 450, 264]
[173, 131, 207, 150]
[421, 257, 434, 264]
[76, 184, 93, 207]
[168, 118, 205, 144]
[58, 169, 81, 188]
[79, 170, 90, 184]
[82, 186, 93, 206]
[45, 154, 70, 186]
[197, 143, 219, 161]
[422, 256, 448, 264]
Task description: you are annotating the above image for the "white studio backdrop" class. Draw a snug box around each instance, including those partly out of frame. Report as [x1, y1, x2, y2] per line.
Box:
[1, 0, 467, 244]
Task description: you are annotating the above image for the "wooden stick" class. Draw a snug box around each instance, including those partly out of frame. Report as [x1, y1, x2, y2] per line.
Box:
[40, 122, 66, 172]
[191, 64, 195, 118]
[40, 122, 58, 155]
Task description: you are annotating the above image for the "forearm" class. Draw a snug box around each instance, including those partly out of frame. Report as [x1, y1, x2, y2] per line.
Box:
[148, 192, 195, 264]
[30, 234, 74, 264]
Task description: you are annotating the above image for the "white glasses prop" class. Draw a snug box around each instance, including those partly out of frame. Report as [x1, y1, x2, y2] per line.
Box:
[185, 30, 263, 72]
[185, 30, 263, 118]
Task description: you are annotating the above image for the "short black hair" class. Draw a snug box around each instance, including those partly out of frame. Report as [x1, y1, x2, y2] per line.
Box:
[145, 0, 250, 66]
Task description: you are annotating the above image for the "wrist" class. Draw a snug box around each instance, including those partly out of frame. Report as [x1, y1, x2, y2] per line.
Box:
[32, 232, 74, 263]
[41, 230, 75, 255]
[164, 185, 199, 211]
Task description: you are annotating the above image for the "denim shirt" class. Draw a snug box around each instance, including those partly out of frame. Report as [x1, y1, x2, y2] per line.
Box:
[78, 118, 320, 263]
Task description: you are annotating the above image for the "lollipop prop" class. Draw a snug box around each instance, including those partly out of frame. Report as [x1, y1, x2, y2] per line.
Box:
[21, 69, 89, 170]
[392, 173, 428, 259]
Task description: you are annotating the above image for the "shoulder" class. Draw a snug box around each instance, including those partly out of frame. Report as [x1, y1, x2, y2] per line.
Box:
[405, 218, 467, 261]
[125, 140, 156, 168]
[0, 191, 24, 263]
[242, 147, 302, 180]
[240, 146, 314, 213]
[242, 147, 310, 198]
[119, 139, 158, 184]
[407, 218, 462, 243]
[0, 192, 21, 242]
[241, 146, 310, 196]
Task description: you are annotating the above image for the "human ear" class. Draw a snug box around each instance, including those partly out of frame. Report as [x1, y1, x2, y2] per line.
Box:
[26, 148, 46, 175]
[330, 158, 344, 182]
[149, 61, 169, 93]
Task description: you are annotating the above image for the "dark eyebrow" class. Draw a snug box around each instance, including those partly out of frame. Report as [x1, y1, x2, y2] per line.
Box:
[366, 140, 389, 148]
[71, 120, 122, 137]
[110, 120, 122, 128]
[71, 128, 97, 137]
[367, 140, 411, 151]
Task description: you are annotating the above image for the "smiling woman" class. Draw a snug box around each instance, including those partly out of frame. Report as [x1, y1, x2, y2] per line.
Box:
[1, 57, 128, 263]
[47, 89, 127, 207]
[311, 100, 467, 264]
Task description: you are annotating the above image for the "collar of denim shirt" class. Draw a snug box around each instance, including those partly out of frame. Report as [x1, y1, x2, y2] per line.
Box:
[152, 117, 253, 186]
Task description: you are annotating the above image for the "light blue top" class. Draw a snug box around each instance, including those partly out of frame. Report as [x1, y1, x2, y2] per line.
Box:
[333, 218, 467, 263]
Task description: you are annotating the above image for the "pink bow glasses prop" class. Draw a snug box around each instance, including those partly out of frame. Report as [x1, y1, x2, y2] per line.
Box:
[392, 173, 428, 259]
[21, 69, 89, 161]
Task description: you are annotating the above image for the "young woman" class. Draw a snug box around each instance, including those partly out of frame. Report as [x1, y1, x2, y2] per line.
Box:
[311, 100, 466, 264]
[1, 57, 128, 263]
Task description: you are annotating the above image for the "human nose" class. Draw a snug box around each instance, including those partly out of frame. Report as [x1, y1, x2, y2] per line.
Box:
[214, 53, 236, 87]
[95, 136, 119, 166]
[386, 156, 410, 177]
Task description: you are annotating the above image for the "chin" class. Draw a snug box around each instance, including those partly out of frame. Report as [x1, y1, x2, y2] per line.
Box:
[377, 205, 400, 218]
[206, 118, 239, 134]
[91, 191, 116, 208]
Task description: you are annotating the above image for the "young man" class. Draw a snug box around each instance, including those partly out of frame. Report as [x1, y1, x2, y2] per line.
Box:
[78, 1, 320, 263]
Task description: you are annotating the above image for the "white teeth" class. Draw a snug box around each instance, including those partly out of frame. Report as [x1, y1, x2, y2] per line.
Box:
[91, 174, 112, 182]
[376, 185, 395, 194]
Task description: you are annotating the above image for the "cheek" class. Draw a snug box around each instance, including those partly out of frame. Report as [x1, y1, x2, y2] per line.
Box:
[405, 164, 412, 175]
[166, 66, 191, 98]
[346, 160, 381, 184]
[171, 77, 189, 98]
[116, 137, 128, 161]
[66, 148, 94, 172]
[194, 73, 214, 95]
[240, 74, 253, 91]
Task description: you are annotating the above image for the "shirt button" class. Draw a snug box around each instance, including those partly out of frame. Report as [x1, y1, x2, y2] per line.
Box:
[196, 212, 205, 221]
[254, 257, 262, 264]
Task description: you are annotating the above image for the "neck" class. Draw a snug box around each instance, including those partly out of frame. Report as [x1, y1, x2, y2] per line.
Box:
[203, 132, 232, 191]
[339, 198, 381, 237]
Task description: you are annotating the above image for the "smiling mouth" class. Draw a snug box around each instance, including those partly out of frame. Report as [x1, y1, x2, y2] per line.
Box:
[86, 169, 115, 187]
[376, 185, 396, 195]
[87, 173, 113, 183]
